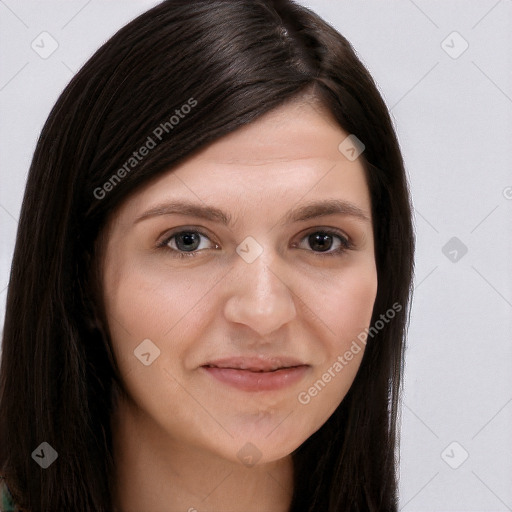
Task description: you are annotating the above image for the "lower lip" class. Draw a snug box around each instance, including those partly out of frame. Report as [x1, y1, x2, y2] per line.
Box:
[201, 365, 310, 392]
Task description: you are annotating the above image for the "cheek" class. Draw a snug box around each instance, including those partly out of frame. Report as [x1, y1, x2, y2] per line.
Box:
[103, 254, 219, 371]
[306, 262, 378, 349]
[334, 271, 377, 341]
[294, 263, 377, 418]
[102, 260, 219, 432]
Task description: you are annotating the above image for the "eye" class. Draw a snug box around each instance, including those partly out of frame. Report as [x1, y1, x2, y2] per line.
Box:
[294, 229, 352, 257]
[158, 227, 352, 259]
[157, 229, 218, 259]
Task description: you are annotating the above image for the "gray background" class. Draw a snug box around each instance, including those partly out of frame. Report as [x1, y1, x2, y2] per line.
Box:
[1, 1, 511, 510]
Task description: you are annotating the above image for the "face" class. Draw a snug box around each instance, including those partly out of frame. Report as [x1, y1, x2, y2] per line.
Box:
[100, 98, 377, 466]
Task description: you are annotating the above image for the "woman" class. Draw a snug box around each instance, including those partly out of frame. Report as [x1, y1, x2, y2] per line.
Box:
[0, 0, 414, 510]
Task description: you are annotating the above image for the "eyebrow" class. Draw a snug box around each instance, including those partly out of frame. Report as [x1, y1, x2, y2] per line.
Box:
[134, 198, 371, 227]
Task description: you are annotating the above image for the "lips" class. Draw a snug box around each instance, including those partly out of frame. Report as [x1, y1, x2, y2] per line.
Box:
[200, 356, 310, 392]
[201, 356, 306, 372]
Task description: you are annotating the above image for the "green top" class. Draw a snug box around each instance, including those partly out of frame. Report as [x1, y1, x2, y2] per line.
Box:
[0, 477, 17, 511]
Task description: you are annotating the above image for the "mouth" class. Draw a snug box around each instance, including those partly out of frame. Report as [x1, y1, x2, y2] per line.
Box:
[201, 356, 307, 372]
[203, 365, 300, 372]
[200, 356, 310, 392]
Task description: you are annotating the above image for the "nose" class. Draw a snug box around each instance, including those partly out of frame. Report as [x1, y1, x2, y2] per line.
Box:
[223, 246, 297, 338]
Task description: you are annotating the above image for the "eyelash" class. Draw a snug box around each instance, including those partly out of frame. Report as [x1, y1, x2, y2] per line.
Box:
[156, 228, 353, 259]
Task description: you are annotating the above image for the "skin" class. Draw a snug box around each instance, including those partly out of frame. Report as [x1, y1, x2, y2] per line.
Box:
[100, 97, 378, 512]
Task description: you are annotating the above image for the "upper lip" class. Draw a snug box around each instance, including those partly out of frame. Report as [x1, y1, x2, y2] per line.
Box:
[201, 356, 307, 372]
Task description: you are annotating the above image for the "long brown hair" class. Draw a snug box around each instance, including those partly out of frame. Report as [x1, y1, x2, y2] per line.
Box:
[0, 1, 414, 510]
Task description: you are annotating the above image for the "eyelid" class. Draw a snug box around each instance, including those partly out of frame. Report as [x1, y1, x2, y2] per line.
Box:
[301, 226, 350, 243]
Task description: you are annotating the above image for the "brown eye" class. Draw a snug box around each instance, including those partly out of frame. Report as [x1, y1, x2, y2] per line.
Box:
[297, 230, 351, 257]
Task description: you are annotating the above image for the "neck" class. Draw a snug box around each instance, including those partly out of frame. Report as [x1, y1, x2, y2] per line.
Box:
[110, 393, 294, 512]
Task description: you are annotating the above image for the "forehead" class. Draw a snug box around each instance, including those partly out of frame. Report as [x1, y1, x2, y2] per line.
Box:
[106, 99, 371, 230]
[196, 99, 346, 164]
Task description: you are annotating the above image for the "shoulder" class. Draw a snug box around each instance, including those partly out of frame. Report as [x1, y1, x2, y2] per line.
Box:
[0, 476, 18, 512]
